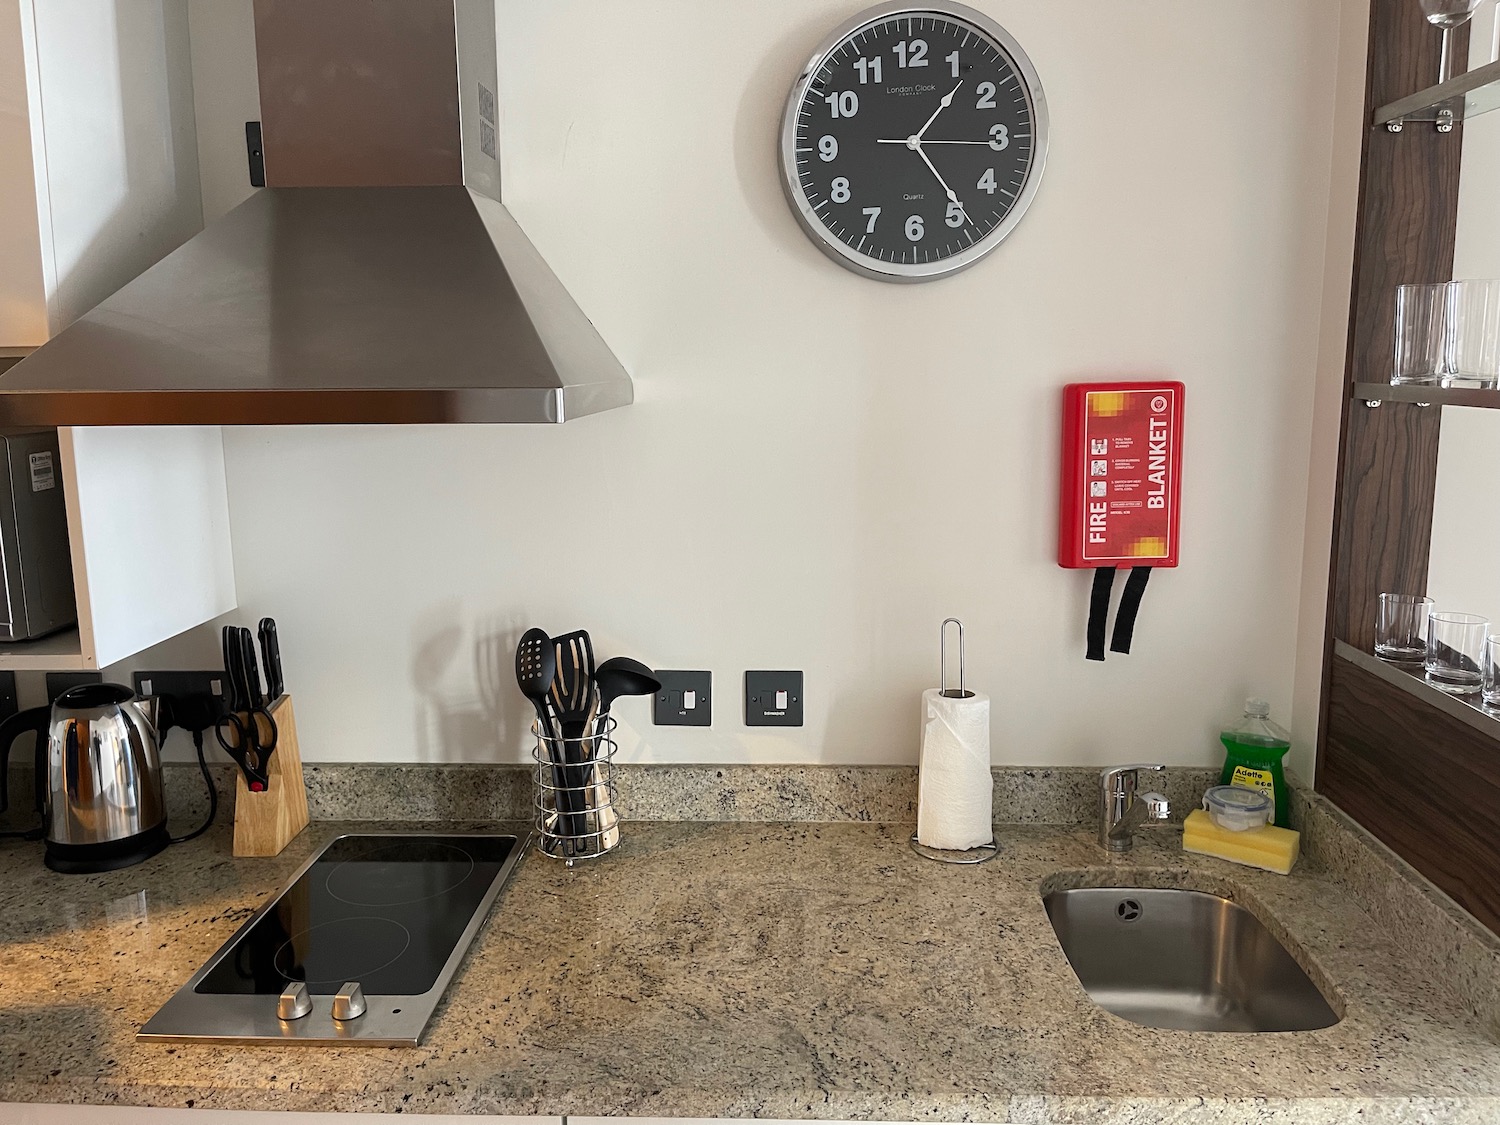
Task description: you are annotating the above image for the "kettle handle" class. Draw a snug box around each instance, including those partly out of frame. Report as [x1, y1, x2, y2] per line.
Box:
[0, 705, 50, 821]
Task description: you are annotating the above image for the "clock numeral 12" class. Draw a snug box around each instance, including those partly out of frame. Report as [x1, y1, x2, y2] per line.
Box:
[893, 39, 927, 68]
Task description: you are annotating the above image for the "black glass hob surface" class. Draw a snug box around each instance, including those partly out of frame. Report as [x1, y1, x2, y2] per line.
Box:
[196, 834, 517, 997]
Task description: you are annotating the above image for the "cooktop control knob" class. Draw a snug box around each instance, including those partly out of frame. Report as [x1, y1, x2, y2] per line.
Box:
[277, 981, 311, 1021]
[332, 981, 367, 1021]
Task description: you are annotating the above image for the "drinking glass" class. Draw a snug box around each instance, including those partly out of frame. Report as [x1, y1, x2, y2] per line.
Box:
[1376, 593, 1434, 663]
[1425, 611, 1490, 694]
[1483, 635, 1500, 709]
[1444, 278, 1500, 388]
[1394, 283, 1449, 384]
[1420, 0, 1486, 82]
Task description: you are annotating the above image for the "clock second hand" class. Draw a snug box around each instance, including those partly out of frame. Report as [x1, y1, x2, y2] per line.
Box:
[874, 139, 993, 145]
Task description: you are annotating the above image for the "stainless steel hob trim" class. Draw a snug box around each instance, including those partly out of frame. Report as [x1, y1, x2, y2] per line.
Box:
[137, 831, 527, 1046]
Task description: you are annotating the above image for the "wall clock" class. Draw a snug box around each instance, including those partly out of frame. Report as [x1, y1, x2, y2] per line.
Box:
[779, 1, 1048, 282]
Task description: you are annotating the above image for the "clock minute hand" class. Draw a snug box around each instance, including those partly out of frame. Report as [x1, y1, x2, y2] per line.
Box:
[914, 81, 964, 143]
[915, 145, 966, 219]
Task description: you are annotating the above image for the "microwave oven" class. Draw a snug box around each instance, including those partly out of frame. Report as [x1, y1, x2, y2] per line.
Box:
[0, 429, 77, 642]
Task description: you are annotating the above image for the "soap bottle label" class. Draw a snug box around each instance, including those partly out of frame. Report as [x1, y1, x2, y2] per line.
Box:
[1229, 766, 1276, 819]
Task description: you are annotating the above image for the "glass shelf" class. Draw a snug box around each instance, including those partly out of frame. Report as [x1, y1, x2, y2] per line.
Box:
[1353, 381, 1500, 407]
[1374, 58, 1500, 127]
[1334, 641, 1500, 743]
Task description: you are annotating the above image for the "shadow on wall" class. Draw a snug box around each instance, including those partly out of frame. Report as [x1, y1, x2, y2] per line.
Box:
[409, 610, 536, 763]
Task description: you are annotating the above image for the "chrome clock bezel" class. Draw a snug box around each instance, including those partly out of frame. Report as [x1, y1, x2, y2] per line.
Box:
[778, 0, 1049, 283]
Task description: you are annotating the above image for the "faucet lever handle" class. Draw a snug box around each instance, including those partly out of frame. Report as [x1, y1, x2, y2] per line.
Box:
[1101, 762, 1166, 792]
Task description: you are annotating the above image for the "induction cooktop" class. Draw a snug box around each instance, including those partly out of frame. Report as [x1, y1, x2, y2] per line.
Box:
[139, 833, 525, 1045]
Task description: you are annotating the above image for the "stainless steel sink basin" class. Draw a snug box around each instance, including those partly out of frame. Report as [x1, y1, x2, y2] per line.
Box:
[1043, 887, 1340, 1032]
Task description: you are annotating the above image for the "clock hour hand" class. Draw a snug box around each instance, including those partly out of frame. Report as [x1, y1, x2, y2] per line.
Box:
[914, 81, 964, 143]
[915, 146, 966, 220]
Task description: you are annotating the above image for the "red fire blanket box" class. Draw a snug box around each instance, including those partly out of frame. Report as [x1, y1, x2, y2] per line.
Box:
[1058, 381, 1184, 661]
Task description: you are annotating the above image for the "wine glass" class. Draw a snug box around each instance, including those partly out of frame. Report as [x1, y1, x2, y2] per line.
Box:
[1420, 0, 1486, 83]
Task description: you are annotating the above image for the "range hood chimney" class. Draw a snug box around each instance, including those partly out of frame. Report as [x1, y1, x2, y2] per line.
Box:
[0, 0, 632, 425]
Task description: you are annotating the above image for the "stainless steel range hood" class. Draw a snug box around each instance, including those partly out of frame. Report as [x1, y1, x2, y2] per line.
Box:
[0, 0, 631, 426]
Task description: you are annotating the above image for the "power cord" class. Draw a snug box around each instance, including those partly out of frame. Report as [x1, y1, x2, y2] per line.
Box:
[156, 693, 224, 845]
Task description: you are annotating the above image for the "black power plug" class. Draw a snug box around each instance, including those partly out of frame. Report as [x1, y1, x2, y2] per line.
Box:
[134, 673, 230, 846]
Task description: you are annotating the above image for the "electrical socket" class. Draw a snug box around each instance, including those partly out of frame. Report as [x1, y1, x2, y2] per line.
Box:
[45, 671, 102, 702]
[132, 670, 229, 705]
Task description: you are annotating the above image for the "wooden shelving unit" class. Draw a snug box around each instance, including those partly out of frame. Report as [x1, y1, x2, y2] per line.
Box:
[1317, 3, 1500, 936]
[0, 628, 89, 671]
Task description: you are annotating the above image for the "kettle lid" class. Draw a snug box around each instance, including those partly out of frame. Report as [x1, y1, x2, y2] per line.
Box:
[55, 683, 135, 709]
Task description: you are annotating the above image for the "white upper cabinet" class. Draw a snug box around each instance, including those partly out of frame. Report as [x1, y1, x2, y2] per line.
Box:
[0, 0, 204, 344]
[0, 0, 235, 669]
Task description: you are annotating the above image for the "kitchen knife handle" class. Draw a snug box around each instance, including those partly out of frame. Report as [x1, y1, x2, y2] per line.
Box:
[259, 617, 284, 701]
[222, 626, 245, 712]
[240, 628, 264, 709]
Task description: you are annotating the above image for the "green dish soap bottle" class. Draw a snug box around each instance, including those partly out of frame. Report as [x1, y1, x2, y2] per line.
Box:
[1219, 699, 1292, 829]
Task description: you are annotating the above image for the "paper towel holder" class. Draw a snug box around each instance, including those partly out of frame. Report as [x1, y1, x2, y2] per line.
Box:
[939, 617, 976, 700]
[911, 617, 998, 865]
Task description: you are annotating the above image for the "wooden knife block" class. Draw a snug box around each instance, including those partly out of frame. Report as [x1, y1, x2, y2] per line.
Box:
[232, 694, 310, 857]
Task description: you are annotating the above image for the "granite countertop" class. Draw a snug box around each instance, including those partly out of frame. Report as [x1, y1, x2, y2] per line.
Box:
[1, 815, 1499, 1123]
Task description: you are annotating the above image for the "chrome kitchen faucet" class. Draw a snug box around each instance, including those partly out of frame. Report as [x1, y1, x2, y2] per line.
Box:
[1100, 764, 1171, 852]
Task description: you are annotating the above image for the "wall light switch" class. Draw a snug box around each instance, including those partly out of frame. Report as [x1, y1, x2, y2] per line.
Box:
[654, 670, 712, 727]
[745, 670, 803, 727]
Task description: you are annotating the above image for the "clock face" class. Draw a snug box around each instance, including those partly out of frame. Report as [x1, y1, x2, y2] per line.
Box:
[779, 2, 1048, 282]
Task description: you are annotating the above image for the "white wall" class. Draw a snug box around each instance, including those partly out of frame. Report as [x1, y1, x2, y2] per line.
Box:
[1428, 17, 1500, 629]
[124, 0, 1354, 771]
[1290, 0, 1370, 777]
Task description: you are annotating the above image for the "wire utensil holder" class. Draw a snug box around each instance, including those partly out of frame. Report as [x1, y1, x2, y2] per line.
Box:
[531, 716, 621, 864]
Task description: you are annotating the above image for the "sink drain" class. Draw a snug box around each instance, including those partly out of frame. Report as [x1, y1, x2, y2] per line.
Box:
[1116, 898, 1143, 922]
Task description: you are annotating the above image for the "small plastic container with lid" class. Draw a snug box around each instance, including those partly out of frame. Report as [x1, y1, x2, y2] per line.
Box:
[1202, 785, 1273, 832]
[1219, 698, 1293, 828]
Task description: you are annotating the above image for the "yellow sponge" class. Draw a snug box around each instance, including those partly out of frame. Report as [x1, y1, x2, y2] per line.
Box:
[1182, 808, 1300, 875]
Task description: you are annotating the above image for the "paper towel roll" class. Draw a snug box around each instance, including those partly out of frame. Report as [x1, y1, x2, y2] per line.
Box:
[916, 687, 993, 851]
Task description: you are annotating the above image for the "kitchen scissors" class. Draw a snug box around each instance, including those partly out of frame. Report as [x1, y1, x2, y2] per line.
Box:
[218, 625, 278, 791]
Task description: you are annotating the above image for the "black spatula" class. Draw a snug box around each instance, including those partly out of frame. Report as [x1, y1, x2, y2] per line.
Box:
[548, 630, 595, 848]
[516, 628, 569, 842]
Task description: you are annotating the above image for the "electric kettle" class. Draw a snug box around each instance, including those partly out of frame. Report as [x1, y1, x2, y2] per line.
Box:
[0, 683, 168, 873]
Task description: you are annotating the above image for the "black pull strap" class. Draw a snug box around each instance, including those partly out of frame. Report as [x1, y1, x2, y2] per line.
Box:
[1087, 567, 1116, 662]
[1110, 566, 1153, 655]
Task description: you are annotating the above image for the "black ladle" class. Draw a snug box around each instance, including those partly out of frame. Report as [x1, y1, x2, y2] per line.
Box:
[594, 656, 662, 718]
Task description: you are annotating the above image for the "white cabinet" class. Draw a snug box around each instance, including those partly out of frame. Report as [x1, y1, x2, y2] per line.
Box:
[0, 0, 204, 343]
[0, 0, 235, 670]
